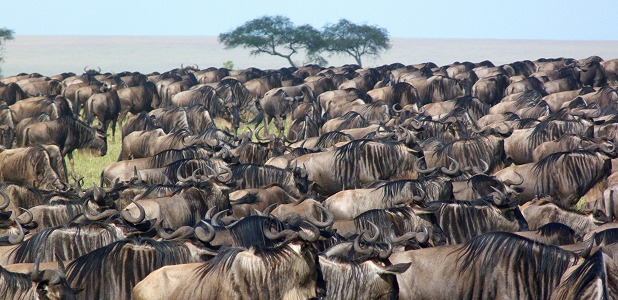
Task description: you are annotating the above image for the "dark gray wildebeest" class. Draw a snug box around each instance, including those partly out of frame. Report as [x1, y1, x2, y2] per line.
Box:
[120, 180, 231, 230]
[292, 139, 422, 197]
[9, 95, 73, 124]
[390, 232, 578, 300]
[495, 149, 613, 208]
[21, 116, 107, 173]
[0, 259, 80, 300]
[85, 89, 121, 140]
[117, 82, 160, 129]
[230, 164, 306, 199]
[66, 238, 201, 300]
[550, 249, 618, 299]
[0, 82, 28, 105]
[119, 129, 192, 161]
[521, 197, 602, 241]
[251, 88, 300, 137]
[427, 191, 528, 245]
[0, 145, 67, 191]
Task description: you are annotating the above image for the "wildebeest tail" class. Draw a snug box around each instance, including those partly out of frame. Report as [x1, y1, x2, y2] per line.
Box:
[249, 110, 264, 125]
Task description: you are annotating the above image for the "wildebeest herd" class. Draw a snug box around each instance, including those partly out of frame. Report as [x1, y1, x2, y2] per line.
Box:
[1, 56, 618, 299]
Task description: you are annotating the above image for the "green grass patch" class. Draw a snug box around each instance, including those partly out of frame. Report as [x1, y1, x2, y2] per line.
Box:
[72, 116, 291, 188]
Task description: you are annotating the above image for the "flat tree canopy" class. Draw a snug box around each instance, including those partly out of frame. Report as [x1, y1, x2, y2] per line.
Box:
[219, 16, 322, 67]
[0, 27, 14, 76]
[322, 19, 390, 67]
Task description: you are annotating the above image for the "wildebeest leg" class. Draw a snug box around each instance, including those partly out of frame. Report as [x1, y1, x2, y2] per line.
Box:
[275, 115, 285, 138]
[67, 151, 76, 178]
[264, 115, 271, 136]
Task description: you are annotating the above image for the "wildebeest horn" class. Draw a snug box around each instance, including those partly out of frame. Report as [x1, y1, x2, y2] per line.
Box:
[304, 205, 334, 228]
[262, 203, 277, 216]
[84, 66, 88, 73]
[363, 221, 381, 243]
[93, 183, 105, 202]
[31, 256, 41, 281]
[600, 141, 616, 154]
[581, 233, 596, 258]
[490, 186, 506, 205]
[410, 118, 423, 130]
[392, 103, 404, 113]
[298, 221, 320, 242]
[204, 207, 217, 220]
[471, 159, 490, 175]
[412, 188, 426, 203]
[156, 219, 195, 240]
[414, 157, 439, 174]
[376, 125, 392, 139]
[82, 198, 118, 221]
[1, 219, 25, 245]
[216, 165, 233, 183]
[378, 242, 393, 260]
[263, 223, 297, 241]
[503, 171, 524, 186]
[416, 224, 430, 244]
[97, 66, 101, 73]
[389, 226, 416, 244]
[195, 220, 216, 243]
[17, 207, 33, 225]
[0, 189, 10, 210]
[440, 156, 460, 175]
[211, 209, 228, 226]
[353, 232, 374, 255]
[176, 166, 191, 182]
[121, 198, 146, 224]
[283, 128, 301, 144]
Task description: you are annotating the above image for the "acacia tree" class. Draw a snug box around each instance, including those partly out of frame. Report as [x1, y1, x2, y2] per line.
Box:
[322, 19, 390, 67]
[219, 16, 323, 67]
[0, 27, 14, 76]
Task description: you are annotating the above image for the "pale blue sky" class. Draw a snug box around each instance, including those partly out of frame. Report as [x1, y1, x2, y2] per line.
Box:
[3, 0, 617, 40]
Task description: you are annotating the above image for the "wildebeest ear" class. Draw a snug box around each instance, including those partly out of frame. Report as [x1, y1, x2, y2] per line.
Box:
[378, 262, 412, 275]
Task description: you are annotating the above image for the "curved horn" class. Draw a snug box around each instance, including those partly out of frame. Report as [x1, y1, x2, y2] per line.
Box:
[440, 156, 461, 175]
[2, 220, 25, 245]
[261, 203, 277, 216]
[353, 232, 373, 255]
[304, 205, 334, 228]
[410, 118, 423, 130]
[216, 165, 233, 183]
[389, 226, 416, 244]
[211, 209, 228, 226]
[414, 157, 439, 174]
[600, 141, 616, 154]
[392, 103, 404, 113]
[581, 233, 596, 258]
[363, 221, 381, 243]
[412, 188, 426, 203]
[204, 207, 217, 220]
[31, 257, 41, 281]
[283, 128, 301, 144]
[490, 186, 507, 205]
[18, 207, 33, 225]
[263, 223, 297, 241]
[93, 183, 105, 202]
[471, 159, 490, 175]
[503, 171, 524, 186]
[195, 220, 216, 243]
[83, 66, 88, 73]
[495, 123, 512, 135]
[176, 165, 191, 182]
[0, 189, 10, 210]
[416, 224, 430, 244]
[156, 220, 195, 240]
[298, 222, 320, 242]
[378, 242, 393, 260]
[82, 198, 118, 221]
[120, 198, 146, 224]
[97, 66, 101, 73]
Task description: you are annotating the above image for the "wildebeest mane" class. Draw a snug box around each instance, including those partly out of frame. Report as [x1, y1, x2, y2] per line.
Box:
[373, 179, 423, 205]
[148, 145, 211, 168]
[532, 149, 608, 201]
[0, 265, 36, 299]
[162, 157, 216, 182]
[552, 249, 618, 299]
[228, 215, 286, 249]
[315, 131, 353, 148]
[37, 200, 83, 229]
[529, 117, 590, 150]
[66, 238, 193, 300]
[136, 183, 183, 200]
[232, 164, 296, 192]
[334, 139, 407, 189]
[456, 232, 576, 299]
[333, 111, 367, 132]
[193, 244, 294, 281]
[10, 222, 123, 263]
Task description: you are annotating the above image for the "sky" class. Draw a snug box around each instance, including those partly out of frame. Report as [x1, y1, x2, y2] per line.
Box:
[2, 0, 618, 40]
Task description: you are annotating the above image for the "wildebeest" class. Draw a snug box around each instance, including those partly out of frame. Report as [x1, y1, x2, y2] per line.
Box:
[0, 145, 67, 190]
[85, 90, 121, 140]
[117, 82, 161, 129]
[21, 116, 107, 172]
[292, 139, 421, 196]
[392, 232, 576, 299]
